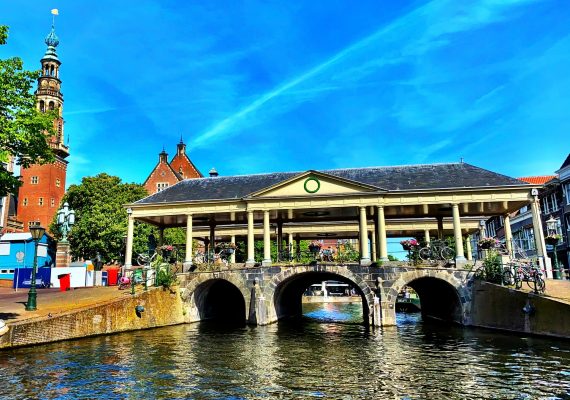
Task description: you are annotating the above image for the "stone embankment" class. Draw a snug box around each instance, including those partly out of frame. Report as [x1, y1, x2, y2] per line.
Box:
[469, 280, 570, 338]
[0, 287, 185, 350]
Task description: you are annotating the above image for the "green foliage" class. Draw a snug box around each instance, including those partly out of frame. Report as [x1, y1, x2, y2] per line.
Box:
[0, 25, 57, 196]
[155, 262, 178, 289]
[50, 173, 149, 262]
[482, 251, 503, 284]
[388, 255, 398, 261]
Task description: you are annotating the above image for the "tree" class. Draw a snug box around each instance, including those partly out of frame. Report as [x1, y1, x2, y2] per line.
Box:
[0, 26, 57, 196]
[50, 173, 150, 263]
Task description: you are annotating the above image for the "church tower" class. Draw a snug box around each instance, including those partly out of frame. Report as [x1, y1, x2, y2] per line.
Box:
[17, 16, 69, 232]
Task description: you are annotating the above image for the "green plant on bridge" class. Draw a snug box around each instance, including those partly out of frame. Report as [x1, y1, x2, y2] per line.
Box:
[151, 256, 178, 289]
[481, 251, 503, 284]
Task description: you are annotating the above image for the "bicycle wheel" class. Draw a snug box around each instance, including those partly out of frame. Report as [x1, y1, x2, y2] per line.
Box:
[514, 272, 523, 289]
[502, 270, 515, 286]
[136, 254, 149, 266]
[440, 247, 455, 261]
[419, 247, 431, 261]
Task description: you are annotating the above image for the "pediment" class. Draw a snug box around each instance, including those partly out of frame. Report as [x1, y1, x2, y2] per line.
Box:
[248, 170, 382, 198]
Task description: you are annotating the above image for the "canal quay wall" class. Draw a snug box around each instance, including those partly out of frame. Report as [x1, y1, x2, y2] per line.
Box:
[0, 287, 185, 350]
[469, 280, 570, 339]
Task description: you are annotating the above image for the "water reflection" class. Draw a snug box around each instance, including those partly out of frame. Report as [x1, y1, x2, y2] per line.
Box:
[0, 303, 569, 399]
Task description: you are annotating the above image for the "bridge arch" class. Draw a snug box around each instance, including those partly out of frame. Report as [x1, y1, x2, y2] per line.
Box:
[182, 273, 250, 324]
[388, 270, 470, 324]
[264, 265, 376, 325]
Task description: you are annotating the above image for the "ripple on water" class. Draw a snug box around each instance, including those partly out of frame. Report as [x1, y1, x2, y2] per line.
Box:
[1, 303, 570, 399]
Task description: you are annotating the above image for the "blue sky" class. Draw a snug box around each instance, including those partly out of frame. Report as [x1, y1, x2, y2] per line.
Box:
[1, 0, 569, 187]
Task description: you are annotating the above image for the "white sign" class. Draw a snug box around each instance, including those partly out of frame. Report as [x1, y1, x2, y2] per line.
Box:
[37, 244, 48, 258]
[0, 243, 9, 256]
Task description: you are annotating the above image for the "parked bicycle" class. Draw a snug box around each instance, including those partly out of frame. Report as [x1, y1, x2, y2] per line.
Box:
[136, 250, 158, 266]
[502, 262, 545, 293]
[418, 239, 455, 262]
[194, 248, 231, 265]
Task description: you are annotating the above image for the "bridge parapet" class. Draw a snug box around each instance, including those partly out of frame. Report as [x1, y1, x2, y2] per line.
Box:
[179, 263, 474, 327]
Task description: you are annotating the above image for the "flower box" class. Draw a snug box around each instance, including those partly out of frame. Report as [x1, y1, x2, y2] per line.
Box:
[545, 237, 559, 246]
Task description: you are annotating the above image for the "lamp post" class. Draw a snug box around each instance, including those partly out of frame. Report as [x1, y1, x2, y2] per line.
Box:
[56, 202, 75, 242]
[25, 225, 46, 311]
[546, 216, 560, 279]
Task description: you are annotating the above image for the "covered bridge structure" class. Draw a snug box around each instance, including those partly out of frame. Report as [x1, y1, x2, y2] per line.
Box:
[124, 162, 547, 271]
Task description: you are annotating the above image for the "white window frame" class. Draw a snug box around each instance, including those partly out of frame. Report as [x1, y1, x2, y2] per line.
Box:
[31, 176, 39, 184]
[156, 182, 169, 192]
[564, 183, 570, 206]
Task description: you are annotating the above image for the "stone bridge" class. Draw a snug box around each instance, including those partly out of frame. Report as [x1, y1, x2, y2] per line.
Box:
[177, 264, 474, 327]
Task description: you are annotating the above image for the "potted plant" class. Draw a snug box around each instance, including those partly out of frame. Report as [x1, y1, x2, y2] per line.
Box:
[308, 241, 322, 253]
[478, 237, 497, 250]
[545, 234, 561, 246]
[158, 244, 174, 259]
[400, 239, 418, 251]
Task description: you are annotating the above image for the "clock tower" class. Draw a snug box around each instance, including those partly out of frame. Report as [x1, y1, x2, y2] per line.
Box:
[17, 17, 69, 232]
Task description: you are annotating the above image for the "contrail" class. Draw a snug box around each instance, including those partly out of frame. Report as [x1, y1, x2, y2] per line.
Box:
[192, 19, 402, 147]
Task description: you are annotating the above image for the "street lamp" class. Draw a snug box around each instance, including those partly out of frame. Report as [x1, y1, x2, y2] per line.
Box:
[546, 215, 561, 279]
[25, 225, 46, 311]
[56, 202, 75, 242]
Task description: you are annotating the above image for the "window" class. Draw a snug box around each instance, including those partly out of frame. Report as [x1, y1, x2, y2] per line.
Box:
[542, 193, 558, 214]
[38, 197, 43, 206]
[50, 198, 55, 207]
[55, 178, 60, 187]
[156, 182, 169, 192]
[31, 176, 39, 184]
[23, 198, 28, 206]
[487, 220, 497, 237]
[564, 183, 570, 205]
[513, 227, 535, 251]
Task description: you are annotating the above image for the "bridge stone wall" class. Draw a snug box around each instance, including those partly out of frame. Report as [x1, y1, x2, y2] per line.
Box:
[179, 264, 473, 327]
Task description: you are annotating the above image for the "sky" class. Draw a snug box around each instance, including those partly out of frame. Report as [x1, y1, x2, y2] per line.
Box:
[1, 0, 569, 188]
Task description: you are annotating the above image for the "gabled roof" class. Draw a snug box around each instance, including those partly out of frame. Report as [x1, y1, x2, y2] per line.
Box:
[134, 162, 528, 205]
[558, 153, 570, 170]
[517, 176, 556, 185]
[170, 152, 203, 178]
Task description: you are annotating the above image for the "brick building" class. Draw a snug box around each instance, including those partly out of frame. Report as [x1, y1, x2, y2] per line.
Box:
[143, 140, 202, 195]
[16, 21, 69, 233]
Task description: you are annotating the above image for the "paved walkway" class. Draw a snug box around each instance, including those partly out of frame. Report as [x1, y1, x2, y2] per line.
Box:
[0, 286, 133, 324]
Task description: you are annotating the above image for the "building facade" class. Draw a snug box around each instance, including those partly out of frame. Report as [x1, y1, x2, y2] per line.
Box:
[143, 140, 202, 195]
[16, 22, 69, 233]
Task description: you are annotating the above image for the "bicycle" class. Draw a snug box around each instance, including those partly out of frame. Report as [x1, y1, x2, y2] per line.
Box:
[194, 248, 230, 265]
[319, 248, 335, 262]
[503, 262, 545, 293]
[418, 239, 455, 262]
[136, 250, 158, 266]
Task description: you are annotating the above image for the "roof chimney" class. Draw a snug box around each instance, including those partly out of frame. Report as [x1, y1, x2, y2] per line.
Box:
[209, 167, 218, 177]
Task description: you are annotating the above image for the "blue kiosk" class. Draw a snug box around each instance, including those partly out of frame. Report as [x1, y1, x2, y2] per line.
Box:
[0, 232, 56, 288]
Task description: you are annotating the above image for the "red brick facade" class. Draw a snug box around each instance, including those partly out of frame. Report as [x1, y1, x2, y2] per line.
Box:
[17, 157, 67, 233]
[143, 141, 202, 195]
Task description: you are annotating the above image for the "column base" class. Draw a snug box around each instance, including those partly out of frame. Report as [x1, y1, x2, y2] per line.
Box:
[360, 258, 372, 266]
[183, 261, 193, 272]
[379, 257, 389, 262]
[262, 259, 272, 267]
[245, 260, 256, 267]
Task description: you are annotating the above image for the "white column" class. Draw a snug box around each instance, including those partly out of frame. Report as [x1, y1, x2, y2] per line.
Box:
[503, 214, 513, 256]
[184, 214, 193, 269]
[377, 206, 388, 261]
[124, 215, 134, 268]
[465, 235, 472, 261]
[246, 210, 255, 266]
[371, 231, 377, 262]
[288, 233, 293, 256]
[230, 235, 236, 263]
[531, 197, 550, 277]
[263, 210, 271, 266]
[359, 207, 370, 264]
[424, 229, 431, 244]
[452, 204, 465, 261]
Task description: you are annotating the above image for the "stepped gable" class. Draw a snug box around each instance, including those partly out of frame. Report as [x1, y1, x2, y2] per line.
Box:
[135, 162, 528, 205]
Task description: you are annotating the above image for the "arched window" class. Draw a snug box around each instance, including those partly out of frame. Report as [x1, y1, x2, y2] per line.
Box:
[39, 100, 45, 112]
[49, 101, 55, 110]
[50, 65, 54, 76]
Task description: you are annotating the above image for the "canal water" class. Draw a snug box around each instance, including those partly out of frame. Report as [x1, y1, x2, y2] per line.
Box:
[1, 303, 569, 399]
